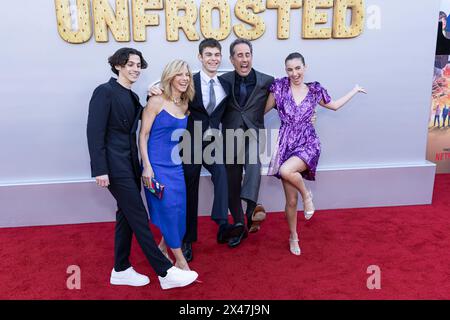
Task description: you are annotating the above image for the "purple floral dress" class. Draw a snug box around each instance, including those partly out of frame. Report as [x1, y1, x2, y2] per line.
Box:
[268, 78, 331, 181]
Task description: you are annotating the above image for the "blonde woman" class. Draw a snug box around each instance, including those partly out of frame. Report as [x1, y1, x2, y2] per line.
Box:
[139, 60, 194, 270]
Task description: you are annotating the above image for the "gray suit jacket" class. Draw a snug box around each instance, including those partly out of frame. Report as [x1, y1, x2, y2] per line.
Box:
[221, 69, 274, 132]
[220, 69, 274, 203]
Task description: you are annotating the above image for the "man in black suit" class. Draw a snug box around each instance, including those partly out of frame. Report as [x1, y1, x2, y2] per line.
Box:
[221, 39, 274, 248]
[87, 47, 198, 290]
[181, 39, 244, 261]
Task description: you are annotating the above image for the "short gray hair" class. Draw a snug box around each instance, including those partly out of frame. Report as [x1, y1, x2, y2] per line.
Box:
[229, 38, 253, 57]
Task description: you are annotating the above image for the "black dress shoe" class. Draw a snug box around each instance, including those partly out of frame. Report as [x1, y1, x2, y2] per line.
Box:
[217, 223, 245, 244]
[228, 227, 248, 248]
[217, 224, 229, 244]
[182, 242, 193, 262]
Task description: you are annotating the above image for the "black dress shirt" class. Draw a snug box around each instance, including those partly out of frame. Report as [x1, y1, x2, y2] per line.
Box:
[234, 69, 256, 107]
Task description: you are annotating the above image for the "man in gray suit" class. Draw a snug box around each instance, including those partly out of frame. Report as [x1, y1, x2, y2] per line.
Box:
[221, 38, 274, 248]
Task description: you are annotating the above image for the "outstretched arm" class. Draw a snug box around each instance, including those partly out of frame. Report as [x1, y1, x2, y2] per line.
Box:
[320, 85, 366, 111]
[264, 93, 276, 114]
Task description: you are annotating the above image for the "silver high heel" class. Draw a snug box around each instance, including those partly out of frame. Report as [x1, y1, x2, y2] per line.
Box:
[289, 236, 301, 256]
[303, 189, 315, 220]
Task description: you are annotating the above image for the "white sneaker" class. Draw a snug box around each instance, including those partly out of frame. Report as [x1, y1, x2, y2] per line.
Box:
[158, 266, 198, 290]
[110, 267, 150, 287]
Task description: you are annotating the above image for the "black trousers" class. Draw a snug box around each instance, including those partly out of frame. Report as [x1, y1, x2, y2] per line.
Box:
[108, 177, 172, 276]
[182, 160, 229, 243]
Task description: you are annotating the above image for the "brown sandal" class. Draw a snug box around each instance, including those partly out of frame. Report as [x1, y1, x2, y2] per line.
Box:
[249, 204, 266, 233]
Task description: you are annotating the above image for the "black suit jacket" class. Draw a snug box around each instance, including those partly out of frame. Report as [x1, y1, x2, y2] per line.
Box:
[87, 78, 142, 179]
[186, 72, 230, 136]
[182, 72, 230, 163]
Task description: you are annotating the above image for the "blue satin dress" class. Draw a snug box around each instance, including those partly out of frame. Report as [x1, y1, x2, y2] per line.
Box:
[144, 108, 187, 249]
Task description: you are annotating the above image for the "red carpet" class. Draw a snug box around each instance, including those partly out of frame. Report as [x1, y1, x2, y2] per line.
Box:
[1, 174, 449, 300]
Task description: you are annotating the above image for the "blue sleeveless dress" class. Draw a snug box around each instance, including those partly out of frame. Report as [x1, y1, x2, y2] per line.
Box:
[144, 108, 187, 249]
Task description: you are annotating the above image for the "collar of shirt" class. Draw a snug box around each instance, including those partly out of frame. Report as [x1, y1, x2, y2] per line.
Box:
[110, 77, 132, 92]
[234, 68, 256, 84]
[200, 70, 220, 86]
[109, 77, 141, 108]
[200, 70, 227, 110]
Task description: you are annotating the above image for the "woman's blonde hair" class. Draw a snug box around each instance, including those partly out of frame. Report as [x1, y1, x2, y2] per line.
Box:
[161, 59, 195, 103]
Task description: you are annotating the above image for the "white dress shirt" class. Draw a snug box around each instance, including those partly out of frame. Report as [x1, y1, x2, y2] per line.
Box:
[200, 70, 227, 113]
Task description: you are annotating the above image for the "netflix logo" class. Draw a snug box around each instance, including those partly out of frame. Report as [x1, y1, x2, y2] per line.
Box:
[435, 152, 450, 161]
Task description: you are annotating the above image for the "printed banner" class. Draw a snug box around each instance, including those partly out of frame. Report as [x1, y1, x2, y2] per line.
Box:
[427, 0, 450, 173]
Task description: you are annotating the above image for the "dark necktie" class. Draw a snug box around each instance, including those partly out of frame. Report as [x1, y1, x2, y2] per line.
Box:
[206, 79, 216, 115]
[238, 78, 247, 107]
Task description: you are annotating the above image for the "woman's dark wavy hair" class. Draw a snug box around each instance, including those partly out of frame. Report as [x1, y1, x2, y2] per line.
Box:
[285, 52, 306, 65]
[108, 47, 148, 75]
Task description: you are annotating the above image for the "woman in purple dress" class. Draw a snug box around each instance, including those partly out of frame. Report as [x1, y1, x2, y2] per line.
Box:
[265, 52, 366, 256]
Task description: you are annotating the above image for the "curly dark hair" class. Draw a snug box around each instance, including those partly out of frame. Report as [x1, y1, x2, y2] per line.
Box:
[108, 47, 148, 75]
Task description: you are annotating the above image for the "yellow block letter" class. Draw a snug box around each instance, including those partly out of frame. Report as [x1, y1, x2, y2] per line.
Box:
[165, 0, 200, 41]
[302, 0, 333, 39]
[333, 0, 365, 38]
[200, 0, 232, 40]
[54, 0, 92, 44]
[132, 0, 163, 41]
[266, 0, 302, 39]
[93, 0, 130, 42]
[233, 0, 266, 40]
